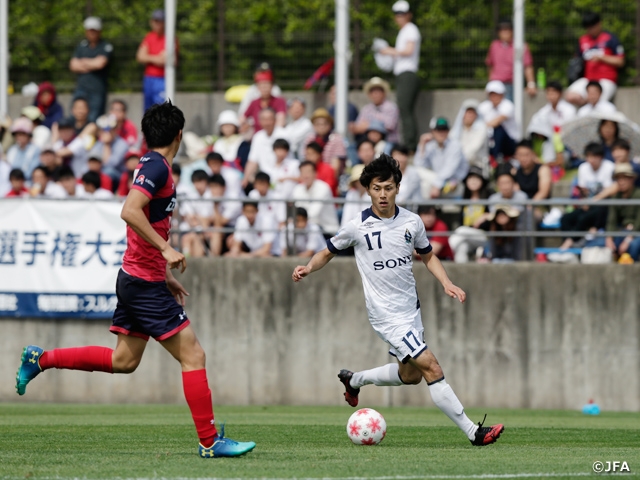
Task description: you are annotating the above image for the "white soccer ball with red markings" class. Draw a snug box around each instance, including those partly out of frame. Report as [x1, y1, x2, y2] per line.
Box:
[346, 408, 387, 445]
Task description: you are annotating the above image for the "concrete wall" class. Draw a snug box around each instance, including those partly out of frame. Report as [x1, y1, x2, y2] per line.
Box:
[1, 260, 639, 411]
[8, 87, 640, 137]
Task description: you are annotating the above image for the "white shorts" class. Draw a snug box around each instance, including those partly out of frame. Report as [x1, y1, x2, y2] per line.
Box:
[567, 77, 617, 102]
[371, 309, 428, 364]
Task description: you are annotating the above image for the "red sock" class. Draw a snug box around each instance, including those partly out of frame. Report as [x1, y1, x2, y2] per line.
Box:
[182, 369, 217, 447]
[39, 347, 113, 373]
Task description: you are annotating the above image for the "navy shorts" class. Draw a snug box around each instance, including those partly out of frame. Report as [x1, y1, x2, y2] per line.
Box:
[110, 269, 190, 342]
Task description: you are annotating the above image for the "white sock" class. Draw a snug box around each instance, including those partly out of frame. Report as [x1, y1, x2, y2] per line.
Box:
[350, 363, 404, 389]
[428, 378, 478, 441]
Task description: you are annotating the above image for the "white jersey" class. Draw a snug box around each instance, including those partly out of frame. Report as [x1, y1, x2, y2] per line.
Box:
[328, 206, 432, 324]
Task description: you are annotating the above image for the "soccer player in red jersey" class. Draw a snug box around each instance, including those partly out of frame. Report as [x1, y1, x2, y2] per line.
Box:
[15, 102, 255, 458]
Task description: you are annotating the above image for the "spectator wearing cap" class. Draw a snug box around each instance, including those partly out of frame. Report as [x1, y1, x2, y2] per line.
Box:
[69, 17, 113, 122]
[301, 108, 346, 190]
[341, 164, 370, 228]
[226, 201, 278, 258]
[392, 144, 423, 205]
[240, 69, 287, 133]
[373, 1, 421, 150]
[485, 19, 536, 101]
[213, 110, 243, 165]
[366, 119, 390, 156]
[80, 171, 114, 199]
[5, 169, 29, 198]
[244, 108, 288, 187]
[352, 77, 400, 145]
[605, 163, 640, 261]
[418, 206, 453, 260]
[576, 81, 617, 118]
[529, 81, 576, 132]
[109, 100, 139, 147]
[448, 166, 494, 263]
[238, 63, 284, 119]
[88, 114, 129, 185]
[415, 117, 468, 198]
[487, 205, 522, 262]
[6, 118, 40, 181]
[117, 151, 141, 197]
[280, 207, 326, 257]
[136, 10, 179, 112]
[291, 161, 339, 234]
[478, 80, 521, 160]
[283, 98, 313, 159]
[86, 156, 114, 192]
[450, 99, 489, 174]
[34, 82, 64, 129]
[566, 12, 625, 107]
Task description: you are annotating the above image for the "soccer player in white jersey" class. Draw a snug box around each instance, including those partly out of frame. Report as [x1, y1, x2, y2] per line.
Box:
[292, 154, 504, 446]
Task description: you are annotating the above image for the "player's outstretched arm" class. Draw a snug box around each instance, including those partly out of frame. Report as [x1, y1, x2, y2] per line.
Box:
[121, 189, 186, 272]
[292, 248, 336, 282]
[420, 250, 466, 303]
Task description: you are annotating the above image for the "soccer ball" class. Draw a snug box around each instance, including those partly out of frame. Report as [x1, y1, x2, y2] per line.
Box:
[346, 408, 387, 445]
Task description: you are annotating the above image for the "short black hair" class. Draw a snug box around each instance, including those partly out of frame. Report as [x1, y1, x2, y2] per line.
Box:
[612, 138, 631, 152]
[172, 162, 181, 176]
[357, 139, 376, 151]
[273, 138, 290, 151]
[242, 200, 259, 210]
[110, 99, 127, 112]
[546, 81, 563, 93]
[586, 80, 603, 93]
[515, 140, 534, 151]
[417, 205, 437, 216]
[191, 169, 209, 183]
[206, 152, 224, 164]
[208, 173, 226, 187]
[53, 165, 75, 181]
[32, 165, 51, 179]
[81, 171, 101, 190]
[295, 207, 308, 218]
[390, 144, 409, 156]
[72, 97, 89, 106]
[299, 160, 317, 171]
[306, 141, 323, 154]
[584, 142, 605, 158]
[254, 171, 271, 184]
[495, 163, 515, 181]
[141, 101, 185, 149]
[359, 153, 402, 188]
[582, 11, 601, 29]
[9, 168, 25, 181]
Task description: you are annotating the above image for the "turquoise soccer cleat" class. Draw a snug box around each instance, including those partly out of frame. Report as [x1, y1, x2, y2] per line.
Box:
[15, 345, 44, 396]
[199, 424, 256, 458]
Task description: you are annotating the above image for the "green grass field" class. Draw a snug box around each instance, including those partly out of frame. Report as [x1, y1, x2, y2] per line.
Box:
[0, 404, 638, 479]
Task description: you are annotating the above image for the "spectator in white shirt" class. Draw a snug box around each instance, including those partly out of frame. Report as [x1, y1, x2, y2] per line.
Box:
[530, 81, 576, 131]
[206, 152, 244, 200]
[226, 201, 278, 258]
[478, 80, 520, 160]
[208, 173, 242, 257]
[283, 97, 313, 159]
[271, 138, 300, 200]
[243, 107, 288, 187]
[248, 171, 286, 224]
[392, 144, 422, 205]
[52, 117, 90, 179]
[213, 110, 244, 164]
[28, 166, 67, 198]
[450, 99, 489, 174]
[55, 165, 84, 197]
[341, 164, 370, 228]
[291, 161, 339, 234]
[280, 207, 326, 257]
[577, 81, 617, 118]
[80, 171, 115, 199]
[180, 169, 214, 258]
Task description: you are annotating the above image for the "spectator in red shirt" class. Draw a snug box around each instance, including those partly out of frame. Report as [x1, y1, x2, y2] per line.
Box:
[109, 100, 138, 147]
[566, 12, 625, 107]
[240, 70, 287, 134]
[301, 108, 346, 182]
[117, 151, 142, 197]
[86, 156, 114, 192]
[485, 19, 536, 101]
[136, 9, 178, 112]
[5, 169, 29, 198]
[305, 142, 337, 196]
[418, 205, 453, 260]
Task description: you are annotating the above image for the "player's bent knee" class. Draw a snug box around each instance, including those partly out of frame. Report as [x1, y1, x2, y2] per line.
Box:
[113, 357, 141, 374]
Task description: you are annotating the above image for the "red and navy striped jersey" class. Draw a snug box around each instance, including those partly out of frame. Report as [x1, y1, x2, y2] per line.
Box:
[122, 151, 176, 281]
[579, 31, 624, 83]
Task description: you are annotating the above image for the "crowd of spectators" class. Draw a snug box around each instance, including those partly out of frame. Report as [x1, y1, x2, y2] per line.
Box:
[1, 6, 638, 263]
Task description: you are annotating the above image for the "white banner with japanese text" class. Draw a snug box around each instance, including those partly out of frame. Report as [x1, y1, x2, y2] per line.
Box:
[0, 199, 125, 319]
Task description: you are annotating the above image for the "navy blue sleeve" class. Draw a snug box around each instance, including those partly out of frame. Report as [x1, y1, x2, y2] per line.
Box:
[132, 159, 169, 198]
